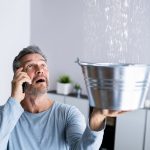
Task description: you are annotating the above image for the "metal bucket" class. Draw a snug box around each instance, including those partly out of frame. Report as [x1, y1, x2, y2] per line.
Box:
[77, 59, 150, 110]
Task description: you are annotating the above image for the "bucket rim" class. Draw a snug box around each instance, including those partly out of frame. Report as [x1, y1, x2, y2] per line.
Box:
[76, 58, 150, 68]
[80, 62, 150, 67]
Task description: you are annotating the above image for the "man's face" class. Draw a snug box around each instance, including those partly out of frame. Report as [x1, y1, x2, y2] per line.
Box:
[20, 53, 49, 95]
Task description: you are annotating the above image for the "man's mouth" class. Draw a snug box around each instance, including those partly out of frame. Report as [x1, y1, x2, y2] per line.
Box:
[35, 78, 46, 83]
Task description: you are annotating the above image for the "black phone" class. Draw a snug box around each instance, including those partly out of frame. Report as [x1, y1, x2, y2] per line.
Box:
[22, 82, 27, 93]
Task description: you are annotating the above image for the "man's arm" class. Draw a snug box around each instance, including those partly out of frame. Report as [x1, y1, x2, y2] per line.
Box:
[66, 106, 129, 150]
[89, 108, 128, 131]
[0, 97, 23, 149]
[66, 106, 105, 150]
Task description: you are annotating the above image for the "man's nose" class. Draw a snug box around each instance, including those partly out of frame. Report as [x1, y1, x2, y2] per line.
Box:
[36, 65, 43, 74]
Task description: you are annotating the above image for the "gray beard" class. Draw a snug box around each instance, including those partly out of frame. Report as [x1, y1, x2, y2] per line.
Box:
[27, 86, 48, 96]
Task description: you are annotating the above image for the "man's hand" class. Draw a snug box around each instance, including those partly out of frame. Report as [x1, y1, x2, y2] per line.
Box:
[11, 67, 31, 103]
[89, 108, 129, 131]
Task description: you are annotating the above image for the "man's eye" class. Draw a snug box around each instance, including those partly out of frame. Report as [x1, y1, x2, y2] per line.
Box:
[27, 64, 33, 68]
[26, 64, 34, 70]
[41, 64, 47, 68]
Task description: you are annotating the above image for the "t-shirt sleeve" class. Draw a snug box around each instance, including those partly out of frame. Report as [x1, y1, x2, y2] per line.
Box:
[0, 97, 24, 149]
[65, 106, 104, 150]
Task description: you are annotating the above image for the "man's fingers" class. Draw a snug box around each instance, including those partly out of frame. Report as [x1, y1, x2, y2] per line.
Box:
[13, 68, 31, 85]
[15, 67, 23, 73]
[96, 109, 131, 117]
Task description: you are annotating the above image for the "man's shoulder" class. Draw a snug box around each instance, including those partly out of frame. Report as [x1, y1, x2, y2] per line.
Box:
[52, 101, 83, 119]
[52, 101, 74, 111]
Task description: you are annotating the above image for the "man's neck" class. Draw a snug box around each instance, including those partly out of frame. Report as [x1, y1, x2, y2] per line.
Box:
[21, 94, 53, 113]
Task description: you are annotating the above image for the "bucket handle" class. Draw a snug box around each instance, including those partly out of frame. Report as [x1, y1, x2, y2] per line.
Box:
[75, 57, 81, 66]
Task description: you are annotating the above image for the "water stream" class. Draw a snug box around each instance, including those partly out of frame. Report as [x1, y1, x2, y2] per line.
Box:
[83, 0, 150, 64]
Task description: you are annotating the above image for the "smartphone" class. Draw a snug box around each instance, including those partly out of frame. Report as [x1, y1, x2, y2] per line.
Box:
[15, 65, 28, 93]
[22, 82, 27, 93]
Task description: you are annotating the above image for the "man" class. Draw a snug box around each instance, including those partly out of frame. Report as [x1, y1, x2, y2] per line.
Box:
[0, 45, 125, 150]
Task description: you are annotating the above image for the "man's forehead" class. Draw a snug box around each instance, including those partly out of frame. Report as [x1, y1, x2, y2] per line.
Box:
[20, 53, 46, 63]
[21, 53, 45, 61]
[23, 59, 46, 64]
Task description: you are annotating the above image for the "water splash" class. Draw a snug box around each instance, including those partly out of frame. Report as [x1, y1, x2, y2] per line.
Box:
[83, 0, 149, 64]
[105, 0, 129, 63]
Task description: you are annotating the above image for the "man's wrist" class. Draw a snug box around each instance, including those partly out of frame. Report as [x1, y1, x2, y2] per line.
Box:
[89, 109, 106, 131]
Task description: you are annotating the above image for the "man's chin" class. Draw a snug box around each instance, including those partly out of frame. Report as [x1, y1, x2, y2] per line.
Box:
[28, 86, 48, 95]
[36, 86, 48, 94]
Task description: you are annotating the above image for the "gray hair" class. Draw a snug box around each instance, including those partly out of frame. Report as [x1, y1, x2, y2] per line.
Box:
[13, 45, 47, 72]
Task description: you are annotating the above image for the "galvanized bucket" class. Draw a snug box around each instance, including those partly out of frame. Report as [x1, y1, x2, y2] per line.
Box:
[77, 59, 150, 110]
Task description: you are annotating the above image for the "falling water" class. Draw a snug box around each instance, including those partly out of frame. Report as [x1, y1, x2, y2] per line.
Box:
[83, 0, 150, 64]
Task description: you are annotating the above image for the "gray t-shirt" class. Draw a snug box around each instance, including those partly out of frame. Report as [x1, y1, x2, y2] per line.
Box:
[0, 97, 104, 150]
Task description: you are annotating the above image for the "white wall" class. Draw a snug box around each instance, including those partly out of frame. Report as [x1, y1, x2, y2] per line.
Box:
[30, 0, 86, 93]
[115, 110, 146, 150]
[30, 0, 150, 97]
[0, 0, 30, 105]
[145, 110, 150, 150]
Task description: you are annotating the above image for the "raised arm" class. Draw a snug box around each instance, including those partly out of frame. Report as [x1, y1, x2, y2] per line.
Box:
[65, 106, 105, 150]
[0, 98, 23, 149]
[66, 106, 129, 150]
[89, 108, 128, 131]
[0, 67, 31, 149]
